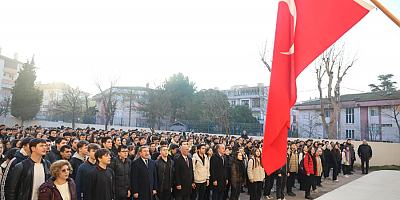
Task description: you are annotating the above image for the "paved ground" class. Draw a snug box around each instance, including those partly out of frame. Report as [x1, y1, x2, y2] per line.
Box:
[316, 170, 400, 200]
[237, 169, 365, 200]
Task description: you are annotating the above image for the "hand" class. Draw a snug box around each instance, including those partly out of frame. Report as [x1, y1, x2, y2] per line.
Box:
[133, 193, 138, 198]
[242, 183, 245, 187]
[171, 188, 173, 192]
[369, 157, 371, 160]
[226, 180, 228, 185]
[153, 190, 157, 195]
[278, 174, 282, 177]
[127, 190, 131, 197]
[206, 180, 209, 186]
[192, 183, 196, 189]
[359, 156, 361, 159]
[287, 173, 290, 177]
[250, 179, 254, 183]
[213, 181, 218, 186]
[177, 185, 182, 190]
[307, 174, 310, 176]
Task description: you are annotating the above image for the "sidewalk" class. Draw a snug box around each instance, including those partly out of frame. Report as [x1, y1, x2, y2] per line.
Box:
[238, 169, 364, 200]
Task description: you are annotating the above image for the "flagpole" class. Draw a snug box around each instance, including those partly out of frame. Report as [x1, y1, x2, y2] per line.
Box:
[370, 0, 400, 28]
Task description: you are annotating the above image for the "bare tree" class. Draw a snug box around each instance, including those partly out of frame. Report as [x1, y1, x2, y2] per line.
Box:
[299, 112, 321, 138]
[200, 89, 231, 135]
[316, 43, 358, 139]
[93, 75, 119, 130]
[259, 39, 272, 72]
[381, 98, 400, 140]
[54, 86, 85, 129]
[137, 87, 171, 132]
[0, 93, 12, 117]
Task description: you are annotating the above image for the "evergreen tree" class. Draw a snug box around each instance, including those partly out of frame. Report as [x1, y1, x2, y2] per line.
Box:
[11, 56, 43, 125]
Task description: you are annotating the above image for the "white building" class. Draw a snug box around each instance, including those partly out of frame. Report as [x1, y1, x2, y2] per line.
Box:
[221, 83, 269, 124]
[293, 91, 400, 143]
[36, 82, 68, 120]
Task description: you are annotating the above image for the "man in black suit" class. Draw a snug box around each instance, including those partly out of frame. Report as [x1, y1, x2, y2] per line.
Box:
[131, 146, 158, 200]
[210, 144, 229, 200]
[174, 145, 194, 200]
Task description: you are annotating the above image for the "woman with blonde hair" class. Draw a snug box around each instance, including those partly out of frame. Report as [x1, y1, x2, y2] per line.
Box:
[38, 160, 77, 200]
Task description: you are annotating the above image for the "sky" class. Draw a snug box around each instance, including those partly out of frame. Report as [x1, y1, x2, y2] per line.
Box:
[0, 0, 399, 102]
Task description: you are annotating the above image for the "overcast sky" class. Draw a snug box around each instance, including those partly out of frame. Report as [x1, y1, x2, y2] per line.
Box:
[0, 0, 399, 102]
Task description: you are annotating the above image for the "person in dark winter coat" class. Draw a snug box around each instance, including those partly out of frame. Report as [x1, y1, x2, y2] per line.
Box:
[210, 144, 229, 200]
[276, 154, 290, 200]
[45, 137, 68, 163]
[331, 144, 341, 181]
[7, 137, 32, 170]
[108, 145, 131, 200]
[155, 146, 174, 200]
[230, 151, 245, 200]
[38, 160, 78, 200]
[6, 138, 51, 200]
[131, 146, 158, 200]
[357, 140, 372, 174]
[174, 145, 194, 200]
[322, 144, 332, 179]
[69, 140, 88, 180]
[84, 148, 115, 200]
[346, 139, 356, 172]
[75, 143, 100, 200]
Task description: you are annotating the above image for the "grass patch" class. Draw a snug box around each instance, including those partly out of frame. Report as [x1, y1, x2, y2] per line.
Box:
[369, 165, 400, 171]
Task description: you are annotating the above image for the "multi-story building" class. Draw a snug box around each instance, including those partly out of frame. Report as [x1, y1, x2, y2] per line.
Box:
[92, 86, 150, 126]
[293, 91, 400, 142]
[0, 49, 24, 116]
[36, 82, 68, 120]
[221, 83, 269, 124]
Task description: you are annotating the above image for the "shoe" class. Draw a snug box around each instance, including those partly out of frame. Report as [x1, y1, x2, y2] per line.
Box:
[287, 192, 296, 196]
[271, 188, 276, 192]
[305, 195, 314, 199]
[282, 198, 286, 200]
[277, 199, 282, 200]
[266, 195, 274, 199]
[293, 186, 297, 189]
[317, 184, 323, 187]
[348, 172, 353, 175]
[241, 190, 245, 193]
[351, 170, 355, 172]
[334, 179, 339, 182]
[343, 175, 349, 178]
[314, 189, 319, 194]
[327, 177, 331, 180]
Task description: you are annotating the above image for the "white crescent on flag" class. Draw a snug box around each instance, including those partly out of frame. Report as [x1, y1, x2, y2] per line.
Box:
[280, 0, 296, 55]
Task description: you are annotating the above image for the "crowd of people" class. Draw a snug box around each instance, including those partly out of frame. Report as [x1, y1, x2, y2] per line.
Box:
[0, 124, 373, 200]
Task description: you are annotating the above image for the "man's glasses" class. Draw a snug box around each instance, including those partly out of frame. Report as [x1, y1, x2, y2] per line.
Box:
[61, 168, 71, 173]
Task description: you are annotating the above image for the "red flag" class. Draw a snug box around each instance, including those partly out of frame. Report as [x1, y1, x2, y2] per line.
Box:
[262, 0, 373, 175]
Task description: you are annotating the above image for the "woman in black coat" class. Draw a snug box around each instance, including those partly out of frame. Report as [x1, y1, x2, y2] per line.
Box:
[331, 144, 341, 181]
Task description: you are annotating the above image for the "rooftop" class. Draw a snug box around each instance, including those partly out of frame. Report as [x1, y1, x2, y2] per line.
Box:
[296, 91, 400, 106]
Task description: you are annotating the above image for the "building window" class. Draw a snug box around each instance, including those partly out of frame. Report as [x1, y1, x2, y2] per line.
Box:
[252, 99, 260, 108]
[241, 100, 249, 106]
[370, 124, 380, 134]
[231, 101, 236, 106]
[325, 109, 330, 118]
[370, 107, 379, 116]
[381, 106, 391, 109]
[382, 124, 392, 127]
[346, 108, 354, 124]
[346, 130, 355, 139]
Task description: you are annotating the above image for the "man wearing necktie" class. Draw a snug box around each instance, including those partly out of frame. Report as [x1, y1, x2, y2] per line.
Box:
[210, 144, 229, 200]
[174, 145, 194, 200]
[131, 146, 157, 200]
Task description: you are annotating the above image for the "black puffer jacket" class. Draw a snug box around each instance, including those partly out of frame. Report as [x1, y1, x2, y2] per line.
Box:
[44, 145, 62, 163]
[154, 157, 174, 190]
[108, 156, 131, 198]
[5, 157, 51, 200]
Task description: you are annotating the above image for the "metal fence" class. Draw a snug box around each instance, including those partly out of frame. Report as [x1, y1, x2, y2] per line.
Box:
[36, 115, 266, 136]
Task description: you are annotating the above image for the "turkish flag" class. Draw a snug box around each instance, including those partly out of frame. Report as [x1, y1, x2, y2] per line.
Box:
[262, 0, 373, 175]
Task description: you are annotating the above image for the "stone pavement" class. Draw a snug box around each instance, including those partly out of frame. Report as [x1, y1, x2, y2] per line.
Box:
[237, 169, 364, 200]
[316, 170, 400, 200]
